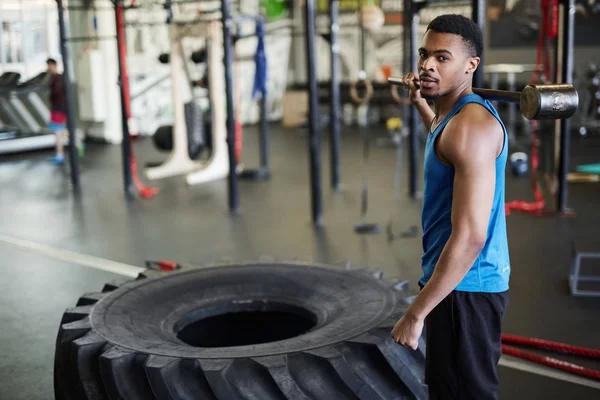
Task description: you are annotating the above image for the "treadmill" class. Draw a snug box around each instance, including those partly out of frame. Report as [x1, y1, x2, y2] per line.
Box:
[0, 71, 56, 155]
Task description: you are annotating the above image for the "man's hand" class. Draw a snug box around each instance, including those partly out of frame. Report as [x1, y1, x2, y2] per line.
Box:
[403, 71, 435, 130]
[402, 71, 423, 104]
[391, 312, 424, 351]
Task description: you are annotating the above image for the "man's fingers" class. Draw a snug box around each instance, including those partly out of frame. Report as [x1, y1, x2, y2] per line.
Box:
[403, 71, 420, 97]
[392, 335, 408, 347]
[408, 338, 419, 350]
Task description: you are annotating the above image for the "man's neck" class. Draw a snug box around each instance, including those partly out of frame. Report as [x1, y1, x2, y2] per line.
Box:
[433, 80, 474, 122]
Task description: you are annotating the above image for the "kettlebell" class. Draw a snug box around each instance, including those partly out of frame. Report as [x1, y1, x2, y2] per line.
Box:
[510, 152, 529, 177]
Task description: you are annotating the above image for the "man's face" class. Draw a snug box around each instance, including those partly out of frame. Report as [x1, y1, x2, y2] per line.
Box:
[417, 30, 479, 101]
[47, 63, 57, 74]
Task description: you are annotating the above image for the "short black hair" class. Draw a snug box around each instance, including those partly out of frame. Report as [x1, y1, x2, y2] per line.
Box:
[426, 14, 483, 58]
[46, 58, 57, 65]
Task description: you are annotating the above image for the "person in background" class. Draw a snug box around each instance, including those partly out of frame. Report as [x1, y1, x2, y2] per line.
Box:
[46, 58, 83, 164]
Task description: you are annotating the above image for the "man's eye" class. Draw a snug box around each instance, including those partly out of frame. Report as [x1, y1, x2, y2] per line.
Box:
[419, 53, 427, 59]
[438, 56, 448, 61]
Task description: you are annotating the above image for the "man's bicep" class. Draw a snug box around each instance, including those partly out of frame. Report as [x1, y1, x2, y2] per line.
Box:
[449, 141, 497, 243]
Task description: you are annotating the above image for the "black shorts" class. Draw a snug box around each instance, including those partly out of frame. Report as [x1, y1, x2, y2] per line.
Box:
[423, 288, 509, 400]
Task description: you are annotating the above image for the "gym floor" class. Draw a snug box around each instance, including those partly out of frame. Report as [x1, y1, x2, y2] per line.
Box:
[1, 123, 599, 399]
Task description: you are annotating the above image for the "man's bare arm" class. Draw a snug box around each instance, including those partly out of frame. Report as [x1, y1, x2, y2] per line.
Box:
[403, 109, 501, 322]
[413, 99, 436, 132]
[403, 72, 435, 131]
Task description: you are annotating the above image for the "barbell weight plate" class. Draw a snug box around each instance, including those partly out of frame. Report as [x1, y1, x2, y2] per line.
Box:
[521, 84, 579, 120]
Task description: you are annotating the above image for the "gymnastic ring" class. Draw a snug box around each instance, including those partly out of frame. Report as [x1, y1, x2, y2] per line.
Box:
[390, 84, 404, 104]
[350, 78, 374, 105]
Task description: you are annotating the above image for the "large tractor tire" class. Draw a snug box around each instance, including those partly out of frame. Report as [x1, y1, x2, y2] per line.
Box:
[54, 261, 427, 399]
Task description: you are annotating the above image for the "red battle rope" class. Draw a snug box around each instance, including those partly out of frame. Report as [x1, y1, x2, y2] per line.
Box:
[502, 345, 600, 381]
[504, 0, 567, 217]
[116, 3, 159, 199]
[503, 334, 600, 359]
[501, 334, 600, 381]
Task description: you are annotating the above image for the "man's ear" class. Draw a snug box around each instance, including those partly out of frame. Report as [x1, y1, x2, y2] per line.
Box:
[467, 57, 480, 74]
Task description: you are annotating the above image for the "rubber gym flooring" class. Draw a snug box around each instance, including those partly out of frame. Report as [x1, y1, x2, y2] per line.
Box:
[0, 122, 599, 399]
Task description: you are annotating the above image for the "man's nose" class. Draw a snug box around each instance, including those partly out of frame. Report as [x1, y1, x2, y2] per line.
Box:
[421, 57, 435, 71]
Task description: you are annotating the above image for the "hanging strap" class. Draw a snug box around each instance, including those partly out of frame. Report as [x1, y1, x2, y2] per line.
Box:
[252, 18, 268, 99]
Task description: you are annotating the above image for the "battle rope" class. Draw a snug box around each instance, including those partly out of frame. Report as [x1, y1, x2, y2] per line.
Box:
[503, 334, 600, 359]
[501, 333, 600, 381]
[504, 0, 566, 217]
[502, 345, 600, 381]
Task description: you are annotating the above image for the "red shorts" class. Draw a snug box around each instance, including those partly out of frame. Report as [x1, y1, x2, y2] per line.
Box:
[50, 111, 67, 124]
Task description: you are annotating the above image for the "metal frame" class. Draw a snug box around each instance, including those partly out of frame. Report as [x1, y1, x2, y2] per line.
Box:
[56, 0, 81, 188]
[221, 0, 239, 212]
[304, 0, 323, 226]
[556, 0, 575, 213]
[471, 0, 485, 88]
[329, 0, 341, 191]
[404, 0, 428, 200]
[114, 2, 134, 196]
[569, 251, 600, 297]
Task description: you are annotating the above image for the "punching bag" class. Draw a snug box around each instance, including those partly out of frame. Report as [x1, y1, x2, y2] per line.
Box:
[184, 101, 206, 160]
[152, 102, 206, 160]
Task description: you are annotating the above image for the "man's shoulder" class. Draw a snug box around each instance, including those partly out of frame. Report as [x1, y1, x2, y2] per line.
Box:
[451, 101, 501, 130]
[446, 101, 503, 139]
[440, 103, 504, 162]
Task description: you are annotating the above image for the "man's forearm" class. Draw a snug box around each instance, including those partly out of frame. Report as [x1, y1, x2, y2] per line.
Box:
[413, 99, 435, 131]
[406, 234, 484, 321]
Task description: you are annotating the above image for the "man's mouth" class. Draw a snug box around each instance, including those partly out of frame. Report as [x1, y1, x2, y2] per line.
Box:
[420, 76, 438, 89]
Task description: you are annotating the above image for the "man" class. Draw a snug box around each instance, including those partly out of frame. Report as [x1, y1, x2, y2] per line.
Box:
[47, 58, 83, 164]
[391, 14, 510, 400]
[47, 58, 68, 164]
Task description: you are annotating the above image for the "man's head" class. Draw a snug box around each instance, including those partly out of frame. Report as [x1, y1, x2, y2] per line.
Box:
[417, 14, 483, 101]
[46, 58, 58, 75]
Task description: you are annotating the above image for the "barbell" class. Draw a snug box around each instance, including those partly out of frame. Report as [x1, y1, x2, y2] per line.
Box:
[387, 76, 579, 120]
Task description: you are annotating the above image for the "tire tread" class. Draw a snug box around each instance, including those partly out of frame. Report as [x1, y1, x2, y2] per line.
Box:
[99, 347, 155, 400]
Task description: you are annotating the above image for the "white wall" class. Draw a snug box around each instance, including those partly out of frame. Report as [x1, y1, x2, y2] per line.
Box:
[0, 0, 59, 79]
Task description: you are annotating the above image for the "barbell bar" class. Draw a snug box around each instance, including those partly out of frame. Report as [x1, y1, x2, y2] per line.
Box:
[387, 76, 579, 120]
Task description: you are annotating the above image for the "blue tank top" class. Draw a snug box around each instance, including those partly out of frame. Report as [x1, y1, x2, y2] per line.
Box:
[420, 94, 511, 293]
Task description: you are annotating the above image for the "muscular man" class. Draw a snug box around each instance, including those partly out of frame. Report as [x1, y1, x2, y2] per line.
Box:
[391, 14, 510, 399]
